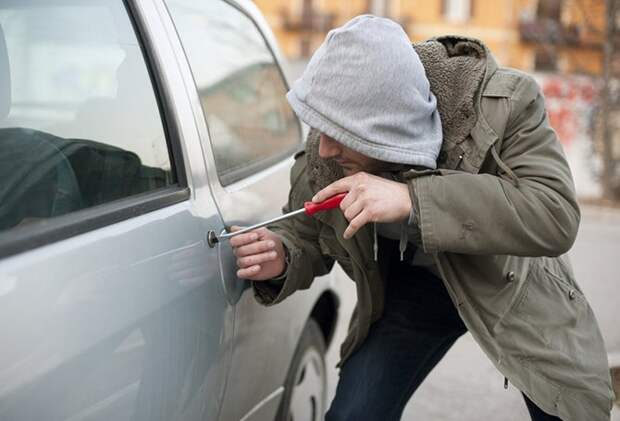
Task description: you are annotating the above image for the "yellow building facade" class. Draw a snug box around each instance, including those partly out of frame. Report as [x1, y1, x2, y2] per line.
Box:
[254, 0, 605, 76]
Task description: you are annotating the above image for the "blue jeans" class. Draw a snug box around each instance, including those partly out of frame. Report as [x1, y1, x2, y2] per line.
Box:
[325, 261, 562, 421]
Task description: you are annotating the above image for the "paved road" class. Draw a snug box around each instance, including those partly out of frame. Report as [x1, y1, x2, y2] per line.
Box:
[324, 205, 620, 420]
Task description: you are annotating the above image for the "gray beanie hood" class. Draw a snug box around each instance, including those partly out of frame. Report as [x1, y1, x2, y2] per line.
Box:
[286, 15, 442, 169]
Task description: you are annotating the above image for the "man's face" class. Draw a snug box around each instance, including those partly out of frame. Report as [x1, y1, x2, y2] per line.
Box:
[318, 133, 386, 175]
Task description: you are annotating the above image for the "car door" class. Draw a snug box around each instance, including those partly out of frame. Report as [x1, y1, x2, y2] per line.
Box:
[161, 0, 302, 297]
[159, 1, 324, 419]
[0, 1, 233, 420]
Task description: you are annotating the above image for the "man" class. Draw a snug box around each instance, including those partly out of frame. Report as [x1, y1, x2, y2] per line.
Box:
[230, 15, 614, 421]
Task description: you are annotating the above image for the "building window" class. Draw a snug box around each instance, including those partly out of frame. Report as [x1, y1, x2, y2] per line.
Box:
[536, 0, 562, 21]
[443, 0, 472, 23]
[368, 0, 391, 17]
[534, 48, 558, 71]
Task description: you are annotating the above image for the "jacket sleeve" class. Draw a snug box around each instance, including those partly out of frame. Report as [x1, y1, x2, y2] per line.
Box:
[252, 160, 334, 306]
[406, 75, 580, 257]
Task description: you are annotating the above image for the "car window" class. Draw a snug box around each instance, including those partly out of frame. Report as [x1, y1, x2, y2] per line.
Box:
[0, 0, 175, 233]
[164, 0, 301, 186]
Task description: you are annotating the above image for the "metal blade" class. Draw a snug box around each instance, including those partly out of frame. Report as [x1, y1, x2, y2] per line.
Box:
[218, 208, 306, 240]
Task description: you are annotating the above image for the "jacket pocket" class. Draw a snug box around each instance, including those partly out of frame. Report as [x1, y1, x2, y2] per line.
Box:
[510, 258, 586, 354]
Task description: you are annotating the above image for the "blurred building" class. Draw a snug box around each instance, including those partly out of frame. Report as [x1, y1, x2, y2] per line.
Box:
[256, 0, 620, 199]
[254, 0, 605, 76]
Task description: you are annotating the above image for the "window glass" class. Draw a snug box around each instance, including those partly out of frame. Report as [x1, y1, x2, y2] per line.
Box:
[443, 0, 471, 23]
[0, 0, 175, 232]
[165, 0, 301, 186]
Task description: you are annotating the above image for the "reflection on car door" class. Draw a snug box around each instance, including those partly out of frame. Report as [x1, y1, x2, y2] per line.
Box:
[162, 1, 305, 418]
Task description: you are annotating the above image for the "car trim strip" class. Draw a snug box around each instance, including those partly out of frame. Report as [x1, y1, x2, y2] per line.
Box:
[0, 187, 190, 259]
[124, 0, 188, 189]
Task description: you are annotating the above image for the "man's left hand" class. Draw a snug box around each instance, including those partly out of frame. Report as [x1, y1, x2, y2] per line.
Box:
[312, 172, 412, 239]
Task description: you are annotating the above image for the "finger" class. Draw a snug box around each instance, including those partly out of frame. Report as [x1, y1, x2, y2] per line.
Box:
[252, 227, 271, 240]
[237, 251, 278, 268]
[342, 198, 365, 222]
[339, 189, 357, 211]
[234, 239, 276, 257]
[229, 231, 259, 247]
[312, 176, 355, 202]
[237, 265, 261, 279]
[343, 209, 372, 239]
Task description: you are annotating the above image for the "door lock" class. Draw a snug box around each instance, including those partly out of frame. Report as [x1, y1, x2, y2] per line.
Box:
[207, 230, 219, 248]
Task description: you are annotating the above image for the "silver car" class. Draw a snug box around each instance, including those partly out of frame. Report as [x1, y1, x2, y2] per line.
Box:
[0, 1, 340, 420]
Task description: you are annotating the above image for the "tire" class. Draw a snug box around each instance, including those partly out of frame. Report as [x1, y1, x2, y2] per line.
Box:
[275, 318, 327, 421]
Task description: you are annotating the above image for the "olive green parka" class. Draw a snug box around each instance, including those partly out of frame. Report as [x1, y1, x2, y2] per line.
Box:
[253, 36, 614, 420]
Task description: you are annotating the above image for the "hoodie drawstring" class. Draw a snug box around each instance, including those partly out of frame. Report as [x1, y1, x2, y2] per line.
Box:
[373, 222, 379, 261]
[373, 222, 409, 262]
[399, 222, 408, 261]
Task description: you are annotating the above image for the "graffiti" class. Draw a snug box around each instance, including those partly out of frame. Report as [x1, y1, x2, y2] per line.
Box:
[533, 73, 606, 197]
[534, 73, 599, 148]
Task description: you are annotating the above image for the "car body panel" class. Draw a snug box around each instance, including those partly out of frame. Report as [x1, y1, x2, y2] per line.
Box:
[0, 1, 235, 419]
[150, 1, 338, 419]
[0, 1, 339, 420]
[0, 203, 233, 421]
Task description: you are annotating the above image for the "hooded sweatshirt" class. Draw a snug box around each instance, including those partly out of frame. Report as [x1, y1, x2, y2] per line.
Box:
[286, 14, 442, 268]
[286, 14, 442, 169]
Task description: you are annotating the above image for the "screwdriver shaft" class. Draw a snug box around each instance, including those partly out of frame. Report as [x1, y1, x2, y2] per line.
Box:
[219, 208, 306, 240]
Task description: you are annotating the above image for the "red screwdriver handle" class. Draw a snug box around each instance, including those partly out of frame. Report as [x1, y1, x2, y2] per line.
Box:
[303, 193, 346, 216]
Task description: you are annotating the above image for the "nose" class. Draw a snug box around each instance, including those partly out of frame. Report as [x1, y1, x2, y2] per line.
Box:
[318, 133, 341, 159]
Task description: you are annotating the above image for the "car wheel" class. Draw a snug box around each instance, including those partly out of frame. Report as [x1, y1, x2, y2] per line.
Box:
[276, 318, 327, 421]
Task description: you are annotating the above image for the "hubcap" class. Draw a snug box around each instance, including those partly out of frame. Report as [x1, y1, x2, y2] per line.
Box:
[287, 347, 325, 421]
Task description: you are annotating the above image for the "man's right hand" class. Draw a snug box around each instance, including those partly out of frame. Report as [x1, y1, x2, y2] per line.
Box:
[230, 226, 287, 281]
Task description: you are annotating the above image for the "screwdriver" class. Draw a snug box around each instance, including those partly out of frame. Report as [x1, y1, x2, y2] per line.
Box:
[216, 193, 346, 242]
